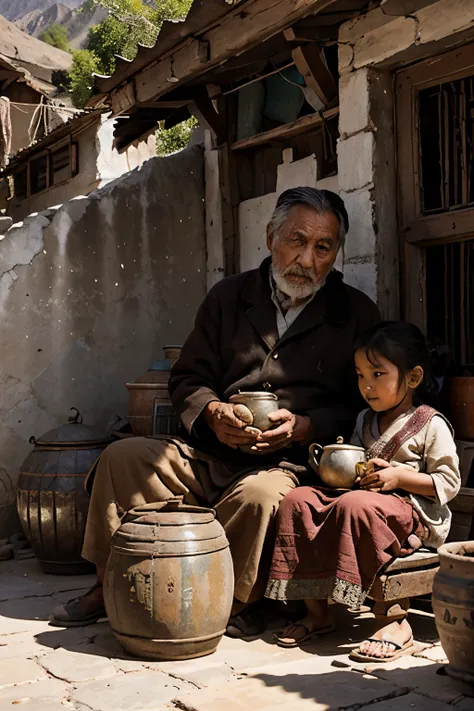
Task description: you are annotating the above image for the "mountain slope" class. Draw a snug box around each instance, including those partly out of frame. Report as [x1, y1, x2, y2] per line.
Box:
[0, 0, 82, 23]
[16, 2, 108, 49]
[0, 14, 72, 81]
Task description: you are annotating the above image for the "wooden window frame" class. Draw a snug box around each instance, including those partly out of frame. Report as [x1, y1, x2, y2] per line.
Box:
[12, 139, 79, 201]
[396, 42, 474, 328]
[397, 43, 474, 243]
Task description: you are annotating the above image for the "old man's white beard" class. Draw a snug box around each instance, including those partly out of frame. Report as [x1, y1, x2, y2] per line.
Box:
[272, 262, 322, 303]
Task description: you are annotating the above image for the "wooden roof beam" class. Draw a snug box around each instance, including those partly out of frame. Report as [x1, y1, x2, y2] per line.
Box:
[97, 0, 340, 113]
[292, 44, 337, 107]
[283, 19, 336, 42]
[380, 0, 438, 14]
[189, 90, 226, 144]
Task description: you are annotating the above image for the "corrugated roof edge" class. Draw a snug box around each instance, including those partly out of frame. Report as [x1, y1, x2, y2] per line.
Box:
[87, 0, 235, 103]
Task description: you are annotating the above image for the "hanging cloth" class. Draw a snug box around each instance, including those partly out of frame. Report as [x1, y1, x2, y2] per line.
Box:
[0, 96, 12, 168]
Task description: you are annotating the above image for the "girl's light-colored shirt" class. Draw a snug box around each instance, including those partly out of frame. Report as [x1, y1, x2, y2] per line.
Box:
[350, 406, 461, 548]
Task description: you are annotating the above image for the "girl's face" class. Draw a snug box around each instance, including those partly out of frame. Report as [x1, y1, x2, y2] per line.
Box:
[354, 348, 423, 413]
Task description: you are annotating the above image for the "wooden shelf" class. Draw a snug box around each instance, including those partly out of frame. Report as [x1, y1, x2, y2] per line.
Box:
[231, 106, 339, 151]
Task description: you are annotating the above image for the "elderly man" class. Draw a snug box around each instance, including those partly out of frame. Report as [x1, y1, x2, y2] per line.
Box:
[52, 187, 380, 637]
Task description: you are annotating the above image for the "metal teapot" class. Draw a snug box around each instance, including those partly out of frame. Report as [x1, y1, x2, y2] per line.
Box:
[309, 437, 366, 489]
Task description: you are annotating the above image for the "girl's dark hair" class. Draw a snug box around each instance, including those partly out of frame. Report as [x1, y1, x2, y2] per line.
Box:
[354, 321, 439, 406]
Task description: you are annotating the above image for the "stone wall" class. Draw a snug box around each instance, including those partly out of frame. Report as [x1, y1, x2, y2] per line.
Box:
[337, 0, 474, 317]
[0, 146, 206, 535]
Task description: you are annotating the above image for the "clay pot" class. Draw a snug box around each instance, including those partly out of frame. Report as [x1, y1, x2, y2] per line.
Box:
[448, 377, 474, 440]
[309, 437, 366, 489]
[103, 501, 234, 660]
[432, 540, 474, 689]
[126, 346, 182, 436]
[17, 408, 111, 574]
[163, 345, 182, 367]
[229, 391, 279, 453]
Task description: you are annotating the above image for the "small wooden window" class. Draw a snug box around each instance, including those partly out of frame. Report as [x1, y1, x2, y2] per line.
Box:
[30, 155, 48, 194]
[50, 144, 71, 184]
[11, 141, 79, 200]
[13, 169, 27, 200]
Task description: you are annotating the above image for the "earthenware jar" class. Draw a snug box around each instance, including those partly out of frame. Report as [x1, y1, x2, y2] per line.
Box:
[432, 540, 474, 690]
[309, 437, 366, 489]
[103, 501, 234, 661]
[126, 345, 182, 436]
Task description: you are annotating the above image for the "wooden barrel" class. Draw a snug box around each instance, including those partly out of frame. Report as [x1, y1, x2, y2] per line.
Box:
[448, 377, 474, 440]
[103, 501, 234, 661]
[16, 408, 110, 575]
[432, 541, 474, 689]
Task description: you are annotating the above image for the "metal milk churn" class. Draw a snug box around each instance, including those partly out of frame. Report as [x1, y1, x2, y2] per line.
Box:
[103, 500, 234, 660]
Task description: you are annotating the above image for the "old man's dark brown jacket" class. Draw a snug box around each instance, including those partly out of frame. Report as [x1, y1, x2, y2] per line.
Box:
[169, 257, 380, 474]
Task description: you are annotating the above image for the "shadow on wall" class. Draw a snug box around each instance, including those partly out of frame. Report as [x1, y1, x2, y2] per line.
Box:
[0, 146, 206, 536]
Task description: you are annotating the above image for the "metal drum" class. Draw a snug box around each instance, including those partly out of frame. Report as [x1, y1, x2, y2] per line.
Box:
[16, 408, 111, 575]
[103, 501, 234, 660]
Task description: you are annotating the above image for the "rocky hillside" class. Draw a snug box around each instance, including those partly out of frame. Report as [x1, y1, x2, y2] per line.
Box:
[15, 2, 108, 49]
[0, 0, 82, 22]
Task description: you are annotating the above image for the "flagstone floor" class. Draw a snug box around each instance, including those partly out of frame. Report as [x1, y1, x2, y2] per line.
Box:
[0, 557, 472, 710]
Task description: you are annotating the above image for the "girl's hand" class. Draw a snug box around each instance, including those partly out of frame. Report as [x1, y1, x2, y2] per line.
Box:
[359, 458, 400, 492]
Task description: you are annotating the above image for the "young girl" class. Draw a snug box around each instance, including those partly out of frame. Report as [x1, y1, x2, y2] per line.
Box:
[265, 321, 460, 662]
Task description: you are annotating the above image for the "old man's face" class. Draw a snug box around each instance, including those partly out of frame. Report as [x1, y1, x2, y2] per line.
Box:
[266, 205, 340, 302]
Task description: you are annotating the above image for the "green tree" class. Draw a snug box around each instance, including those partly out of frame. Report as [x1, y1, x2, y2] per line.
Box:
[87, 15, 136, 74]
[40, 22, 70, 51]
[69, 49, 100, 108]
[156, 117, 197, 156]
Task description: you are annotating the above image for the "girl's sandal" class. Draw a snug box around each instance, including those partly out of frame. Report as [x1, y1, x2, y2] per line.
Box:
[349, 636, 415, 663]
[273, 618, 336, 648]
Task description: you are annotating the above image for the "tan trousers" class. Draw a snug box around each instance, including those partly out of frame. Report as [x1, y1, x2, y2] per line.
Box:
[82, 437, 298, 604]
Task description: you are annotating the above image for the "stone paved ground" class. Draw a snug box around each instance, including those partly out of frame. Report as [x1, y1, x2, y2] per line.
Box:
[0, 558, 472, 710]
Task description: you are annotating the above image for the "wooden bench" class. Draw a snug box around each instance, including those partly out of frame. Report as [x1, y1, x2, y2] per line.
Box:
[368, 487, 474, 623]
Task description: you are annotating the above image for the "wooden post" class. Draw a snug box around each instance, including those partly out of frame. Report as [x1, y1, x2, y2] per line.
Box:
[217, 93, 240, 277]
[189, 90, 227, 145]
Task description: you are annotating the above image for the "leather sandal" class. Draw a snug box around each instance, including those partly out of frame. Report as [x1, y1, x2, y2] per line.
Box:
[50, 583, 107, 627]
[273, 617, 336, 648]
[350, 636, 415, 663]
[226, 605, 266, 638]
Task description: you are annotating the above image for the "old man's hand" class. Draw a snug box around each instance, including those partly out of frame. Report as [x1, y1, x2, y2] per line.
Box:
[203, 401, 260, 449]
[251, 410, 313, 453]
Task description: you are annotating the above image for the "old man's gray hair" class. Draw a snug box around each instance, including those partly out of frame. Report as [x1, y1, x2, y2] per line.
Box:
[268, 187, 349, 248]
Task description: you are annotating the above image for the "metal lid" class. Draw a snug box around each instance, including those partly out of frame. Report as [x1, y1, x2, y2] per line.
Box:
[323, 436, 365, 453]
[323, 444, 366, 452]
[30, 408, 111, 447]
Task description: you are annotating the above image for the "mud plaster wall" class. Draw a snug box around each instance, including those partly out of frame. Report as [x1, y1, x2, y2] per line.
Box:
[0, 146, 205, 535]
[337, 0, 474, 318]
